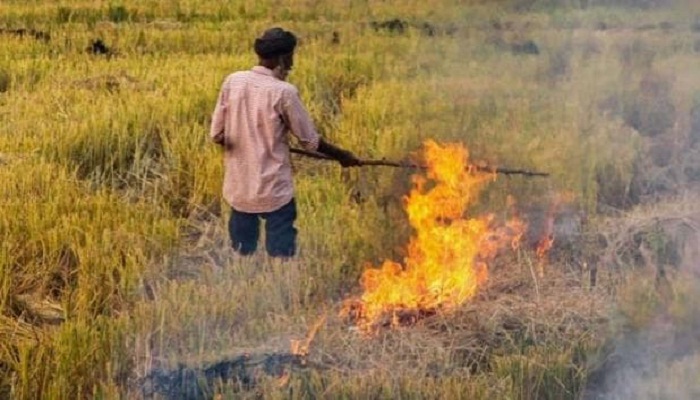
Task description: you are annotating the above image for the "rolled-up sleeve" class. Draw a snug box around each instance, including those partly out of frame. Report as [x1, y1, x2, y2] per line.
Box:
[210, 78, 229, 145]
[281, 87, 320, 151]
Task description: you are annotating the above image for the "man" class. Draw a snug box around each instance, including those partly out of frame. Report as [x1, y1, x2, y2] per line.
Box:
[210, 27, 360, 258]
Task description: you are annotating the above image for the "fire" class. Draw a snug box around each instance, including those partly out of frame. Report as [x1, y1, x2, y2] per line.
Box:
[342, 141, 524, 332]
[534, 191, 574, 269]
[290, 315, 326, 360]
[536, 235, 554, 259]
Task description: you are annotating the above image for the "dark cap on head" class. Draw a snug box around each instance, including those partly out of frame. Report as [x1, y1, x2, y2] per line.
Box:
[254, 27, 297, 59]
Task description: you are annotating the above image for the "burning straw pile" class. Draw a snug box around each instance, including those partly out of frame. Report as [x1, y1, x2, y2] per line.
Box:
[340, 141, 527, 332]
[323, 141, 610, 397]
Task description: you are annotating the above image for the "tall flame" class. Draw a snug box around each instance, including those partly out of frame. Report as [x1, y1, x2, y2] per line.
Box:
[343, 141, 524, 332]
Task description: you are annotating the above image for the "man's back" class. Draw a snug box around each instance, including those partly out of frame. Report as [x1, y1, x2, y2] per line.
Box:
[212, 66, 319, 213]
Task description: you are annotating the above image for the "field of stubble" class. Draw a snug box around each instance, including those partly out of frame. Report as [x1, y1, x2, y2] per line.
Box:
[2, 1, 700, 398]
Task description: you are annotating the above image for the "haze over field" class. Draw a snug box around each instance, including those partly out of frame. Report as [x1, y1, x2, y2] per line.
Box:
[1, 0, 700, 398]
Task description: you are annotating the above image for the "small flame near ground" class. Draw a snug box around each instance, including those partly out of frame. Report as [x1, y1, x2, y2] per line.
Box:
[533, 191, 575, 275]
[290, 315, 326, 359]
[341, 141, 526, 333]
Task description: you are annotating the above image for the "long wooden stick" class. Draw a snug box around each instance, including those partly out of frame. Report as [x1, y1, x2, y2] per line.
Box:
[290, 148, 549, 178]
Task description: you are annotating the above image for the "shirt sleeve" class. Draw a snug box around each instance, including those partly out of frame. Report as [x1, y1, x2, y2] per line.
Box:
[281, 86, 320, 151]
[210, 78, 229, 145]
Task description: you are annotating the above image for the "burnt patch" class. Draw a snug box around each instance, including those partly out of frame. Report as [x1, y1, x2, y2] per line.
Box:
[635, 21, 675, 32]
[369, 19, 455, 37]
[488, 36, 540, 56]
[371, 18, 407, 34]
[0, 68, 10, 93]
[416, 21, 440, 36]
[511, 40, 540, 55]
[491, 20, 515, 31]
[87, 39, 116, 57]
[140, 352, 311, 399]
[0, 28, 50, 42]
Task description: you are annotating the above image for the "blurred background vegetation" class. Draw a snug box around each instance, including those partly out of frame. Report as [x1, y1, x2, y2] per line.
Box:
[2, 0, 700, 398]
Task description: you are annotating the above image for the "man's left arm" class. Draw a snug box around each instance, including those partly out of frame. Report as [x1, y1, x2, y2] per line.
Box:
[281, 87, 320, 151]
[210, 78, 229, 146]
[282, 86, 360, 167]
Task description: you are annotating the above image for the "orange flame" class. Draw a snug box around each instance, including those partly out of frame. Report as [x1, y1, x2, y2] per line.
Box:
[534, 191, 575, 263]
[536, 235, 554, 259]
[342, 141, 524, 332]
[290, 315, 326, 360]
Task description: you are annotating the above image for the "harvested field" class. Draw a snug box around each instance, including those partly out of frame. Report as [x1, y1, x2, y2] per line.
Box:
[2, 0, 700, 399]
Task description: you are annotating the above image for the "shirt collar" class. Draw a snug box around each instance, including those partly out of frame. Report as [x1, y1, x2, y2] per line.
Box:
[251, 66, 275, 77]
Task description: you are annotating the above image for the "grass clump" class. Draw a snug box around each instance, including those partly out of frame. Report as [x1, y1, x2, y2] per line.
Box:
[107, 4, 131, 23]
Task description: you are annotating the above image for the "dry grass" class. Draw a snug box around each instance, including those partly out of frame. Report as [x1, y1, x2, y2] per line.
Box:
[130, 216, 610, 398]
[2, 0, 700, 398]
[598, 193, 700, 274]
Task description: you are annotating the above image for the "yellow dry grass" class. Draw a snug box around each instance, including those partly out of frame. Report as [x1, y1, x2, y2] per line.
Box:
[2, 0, 700, 398]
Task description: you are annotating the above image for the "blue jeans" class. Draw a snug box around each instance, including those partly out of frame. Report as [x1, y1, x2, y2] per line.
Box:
[228, 199, 298, 257]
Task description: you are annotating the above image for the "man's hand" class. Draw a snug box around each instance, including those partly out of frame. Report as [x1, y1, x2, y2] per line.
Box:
[212, 131, 226, 146]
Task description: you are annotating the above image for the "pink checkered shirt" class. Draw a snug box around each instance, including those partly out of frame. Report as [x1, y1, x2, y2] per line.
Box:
[210, 66, 320, 213]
